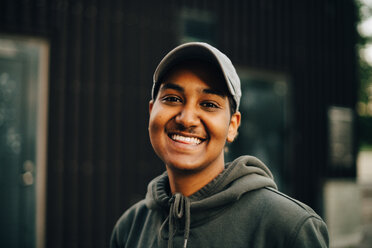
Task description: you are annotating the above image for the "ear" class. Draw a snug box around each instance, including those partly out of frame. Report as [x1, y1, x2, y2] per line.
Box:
[227, 111, 241, 143]
[149, 100, 154, 115]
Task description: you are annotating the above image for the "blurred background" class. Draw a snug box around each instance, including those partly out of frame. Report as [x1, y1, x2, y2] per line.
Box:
[0, 0, 371, 247]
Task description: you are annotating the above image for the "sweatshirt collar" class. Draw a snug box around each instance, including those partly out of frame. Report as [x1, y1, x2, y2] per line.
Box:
[145, 155, 278, 248]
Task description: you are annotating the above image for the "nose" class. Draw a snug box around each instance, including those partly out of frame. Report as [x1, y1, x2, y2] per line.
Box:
[175, 104, 200, 127]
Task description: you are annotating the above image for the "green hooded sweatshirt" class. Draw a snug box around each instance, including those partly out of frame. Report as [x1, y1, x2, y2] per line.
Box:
[110, 156, 329, 248]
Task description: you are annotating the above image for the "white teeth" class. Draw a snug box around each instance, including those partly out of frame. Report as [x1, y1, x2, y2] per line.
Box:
[171, 134, 202, 145]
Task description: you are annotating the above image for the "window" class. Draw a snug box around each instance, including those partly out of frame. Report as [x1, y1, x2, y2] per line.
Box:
[226, 69, 292, 191]
[178, 8, 216, 44]
[0, 35, 49, 248]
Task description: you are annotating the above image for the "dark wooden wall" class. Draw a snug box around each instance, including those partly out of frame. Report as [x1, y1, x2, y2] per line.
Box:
[0, 0, 357, 247]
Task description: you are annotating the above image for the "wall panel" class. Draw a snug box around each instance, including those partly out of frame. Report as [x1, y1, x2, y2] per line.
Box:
[0, 0, 357, 246]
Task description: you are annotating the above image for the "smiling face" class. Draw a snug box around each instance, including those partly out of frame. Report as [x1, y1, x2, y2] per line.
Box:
[149, 61, 241, 174]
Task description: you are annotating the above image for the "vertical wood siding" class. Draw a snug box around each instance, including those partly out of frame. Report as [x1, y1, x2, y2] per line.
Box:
[0, 0, 357, 247]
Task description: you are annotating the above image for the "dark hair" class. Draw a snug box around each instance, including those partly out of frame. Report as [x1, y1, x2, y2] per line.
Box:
[227, 95, 237, 116]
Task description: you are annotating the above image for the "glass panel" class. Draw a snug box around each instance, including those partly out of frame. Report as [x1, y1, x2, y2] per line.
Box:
[179, 8, 216, 44]
[226, 70, 291, 191]
[0, 36, 49, 248]
[328, 106, 355, 171]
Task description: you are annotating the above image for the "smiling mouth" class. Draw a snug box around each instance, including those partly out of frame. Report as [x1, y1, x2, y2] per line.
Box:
[169, 134, 204, 145]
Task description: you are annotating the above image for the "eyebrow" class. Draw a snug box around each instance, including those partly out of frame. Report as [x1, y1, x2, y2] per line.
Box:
[202, 88, 226, 99]
[160, 82, 227, 99]
[160, 82, 184, 93]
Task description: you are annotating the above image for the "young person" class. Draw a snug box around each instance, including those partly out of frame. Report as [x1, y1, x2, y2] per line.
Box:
[110, 42, 329, 248]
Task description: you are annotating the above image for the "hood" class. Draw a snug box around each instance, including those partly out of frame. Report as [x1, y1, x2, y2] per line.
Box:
[145, 155, 277, 210]
[145, 155, 277, 248]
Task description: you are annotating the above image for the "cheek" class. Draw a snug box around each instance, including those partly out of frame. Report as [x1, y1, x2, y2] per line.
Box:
[148, 116, 164, 154]
[149, 116, 162, 139]
[149, 106, 169, 137]
[205, 118, 231, 142]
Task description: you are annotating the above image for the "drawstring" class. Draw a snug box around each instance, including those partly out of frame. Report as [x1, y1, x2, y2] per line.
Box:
[159, 193, 191, 248]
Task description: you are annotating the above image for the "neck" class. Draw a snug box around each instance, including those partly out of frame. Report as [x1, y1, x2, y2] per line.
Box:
[166, 159, 225, 197]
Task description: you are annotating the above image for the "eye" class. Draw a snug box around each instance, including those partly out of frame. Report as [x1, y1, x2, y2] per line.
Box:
[201, 101, 219, 109]
[161, 95, 182, 104]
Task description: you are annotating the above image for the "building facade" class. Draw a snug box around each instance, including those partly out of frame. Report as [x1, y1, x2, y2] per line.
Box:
[0, 0, 357, 247]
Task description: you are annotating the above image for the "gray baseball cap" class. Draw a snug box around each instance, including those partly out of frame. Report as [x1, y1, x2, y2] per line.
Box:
[152, 42, 241, 112]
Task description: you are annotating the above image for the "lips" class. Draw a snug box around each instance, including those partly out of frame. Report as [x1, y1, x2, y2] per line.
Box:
[171, 134, 202, 145]
[167, 132, 207, 146]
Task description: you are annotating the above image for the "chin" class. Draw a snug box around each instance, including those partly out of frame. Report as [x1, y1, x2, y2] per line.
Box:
[165, 159, 206, 173]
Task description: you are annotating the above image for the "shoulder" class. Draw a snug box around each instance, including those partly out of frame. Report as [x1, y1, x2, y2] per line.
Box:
[239, 187, 329, 247]
[113, 199, 149, 232]
[110, 199, 148, 247]
[259, 187, 323, 220]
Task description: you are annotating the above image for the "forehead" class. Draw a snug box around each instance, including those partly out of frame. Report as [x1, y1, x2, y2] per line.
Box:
[160, 60, 228, 94]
